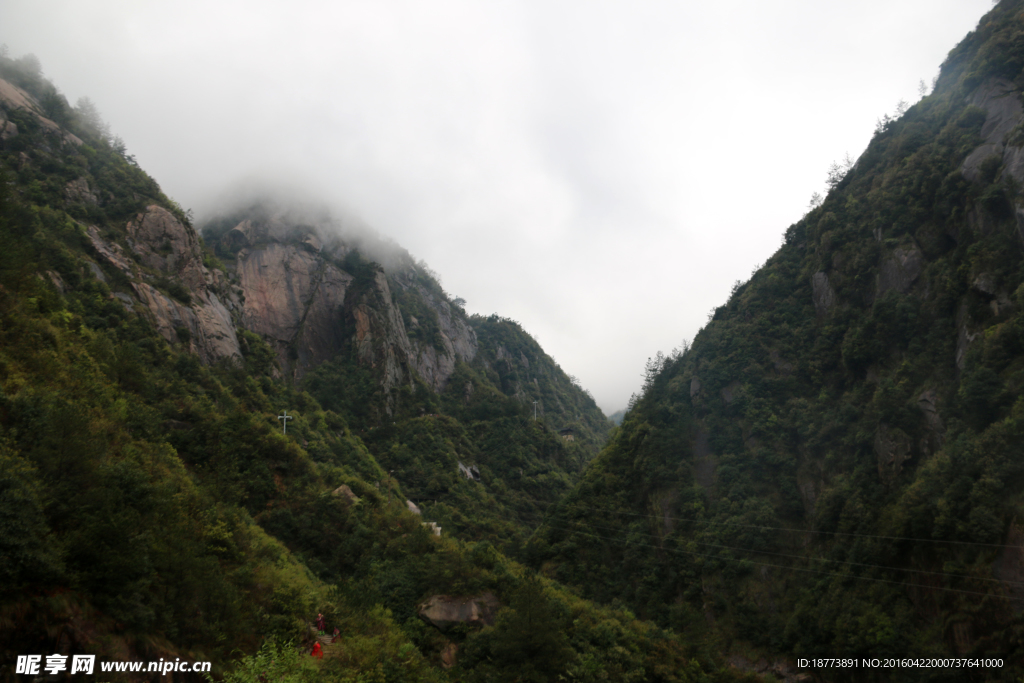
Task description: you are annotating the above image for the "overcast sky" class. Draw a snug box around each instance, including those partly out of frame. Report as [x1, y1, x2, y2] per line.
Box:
[1, 0, 995, 413]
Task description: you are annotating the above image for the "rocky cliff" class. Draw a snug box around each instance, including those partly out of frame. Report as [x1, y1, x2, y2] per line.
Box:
[202, 202, 478, 404]
[90, 205, 241, 364]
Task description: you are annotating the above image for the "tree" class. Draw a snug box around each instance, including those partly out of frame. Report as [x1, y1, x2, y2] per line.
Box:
[486, 577, 574, 682]
[74, 97, 110, 140]
[825, 153, 854, 192]
[39, 86, 70, 125]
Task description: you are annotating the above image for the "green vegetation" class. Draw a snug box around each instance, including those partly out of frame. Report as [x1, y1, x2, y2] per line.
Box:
[534, 1, 1024, 676]
[0, 49, 745, 683]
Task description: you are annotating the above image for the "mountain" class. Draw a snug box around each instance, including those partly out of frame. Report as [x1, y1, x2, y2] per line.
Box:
[534, 0, 1024, 672]
[192, 199, 612, 552]
[0, 49, 742, 682]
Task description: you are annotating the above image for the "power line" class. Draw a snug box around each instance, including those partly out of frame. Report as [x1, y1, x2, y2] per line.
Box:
[541, 522, 1020, 602]
[522, 511, 1024, 589]
[547, 501, 1024, 551]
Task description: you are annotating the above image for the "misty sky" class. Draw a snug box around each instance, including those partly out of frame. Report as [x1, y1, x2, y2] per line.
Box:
[1, 0, 995, 413]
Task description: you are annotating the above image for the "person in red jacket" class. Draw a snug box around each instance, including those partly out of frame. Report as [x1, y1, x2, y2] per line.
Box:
[311, 642, 323, 659]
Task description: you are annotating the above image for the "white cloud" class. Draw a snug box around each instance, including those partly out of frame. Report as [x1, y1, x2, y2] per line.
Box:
[0, 0, 994, 412]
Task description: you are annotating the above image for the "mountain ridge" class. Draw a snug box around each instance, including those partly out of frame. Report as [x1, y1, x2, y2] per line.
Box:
[533, 0, 1024, 670]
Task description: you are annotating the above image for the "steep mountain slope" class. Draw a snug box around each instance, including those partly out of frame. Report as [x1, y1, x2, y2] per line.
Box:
[536, 1, 1024, 673]
[0, 51, 737, 683]
[196, 201, 610, 552]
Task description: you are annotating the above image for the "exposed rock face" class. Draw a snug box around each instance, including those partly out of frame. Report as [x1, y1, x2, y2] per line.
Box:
[86, 226, 133, 273]
[217, 204, 480, 396]
[0, 117, 16, 141]
[332, 485, 360, 505]
[961, 77, 1023, 183]
[877, 246, 925, 296]
[219, 207, 480, 395]
[131, 281, 238, 362]
[86, 208, 241, 364]
[457, 462, 480, 481]
[810, 271, 836, 316]
[393, 274, 478, 392]
[768, 349, 794, 376]
[0, 77, 82, 146]
[875, 423, 912, 484]
[964, 79, 1024, 247]
[720, 381, 741, 405]
[418, 593, 499, 631]
[128, 206, 207, 290]
[64, 177, 97, 205]
[235, 242, 353, 379]
[955, 301, 979, 371]
[917, 389, 945, 457]
[439, 642, 458, 669]
[346, 269, 414, 395]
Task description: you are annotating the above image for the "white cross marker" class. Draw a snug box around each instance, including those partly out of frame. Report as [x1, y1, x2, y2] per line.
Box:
[278, 410, 293, 434]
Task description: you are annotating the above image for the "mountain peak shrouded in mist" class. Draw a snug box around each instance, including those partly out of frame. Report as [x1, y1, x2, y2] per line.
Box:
[199, 186, 423, 274]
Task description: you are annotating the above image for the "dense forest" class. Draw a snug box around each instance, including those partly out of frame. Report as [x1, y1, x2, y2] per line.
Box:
[532, 1, 1024, 679]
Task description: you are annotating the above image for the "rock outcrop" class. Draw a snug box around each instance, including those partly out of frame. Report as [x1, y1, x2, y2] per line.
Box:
[810, 271, 836, 316]
[391, 272, 477, 392]
[874, 423, 913, 484]
[86, 209, 241, 364]
[64, 177, 98, 205]
[235, 241, 353, 379]
[959, 78, 1024, 246]
[0, 77, 82, 147]
[917, 389, 946, 457]
[876, 245, 925, 296]
[331, 485, 360, 505]
[417, 593, 499, 631]
[345, 269, 415, 395]
[961, 77, 1023, 184]
[81, 194, 480, 401]
[212, 205, 479, 395]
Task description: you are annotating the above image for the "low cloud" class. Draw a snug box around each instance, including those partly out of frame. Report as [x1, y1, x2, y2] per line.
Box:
[0, 0, 993, 412]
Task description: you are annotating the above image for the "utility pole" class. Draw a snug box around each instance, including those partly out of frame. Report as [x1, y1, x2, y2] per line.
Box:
[533, 401, 538, 421]
[278, 410, 293, 434]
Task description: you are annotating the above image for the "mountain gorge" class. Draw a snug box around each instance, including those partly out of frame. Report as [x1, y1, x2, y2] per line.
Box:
[0, 46, 732, 683]
[6, 1, 1024, 681]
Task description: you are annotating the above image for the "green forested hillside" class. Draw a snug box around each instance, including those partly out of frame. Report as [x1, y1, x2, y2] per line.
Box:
[535, 1, 1024, 677]
[0, 49, 748, 683]
[197, 198, 612, 559]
